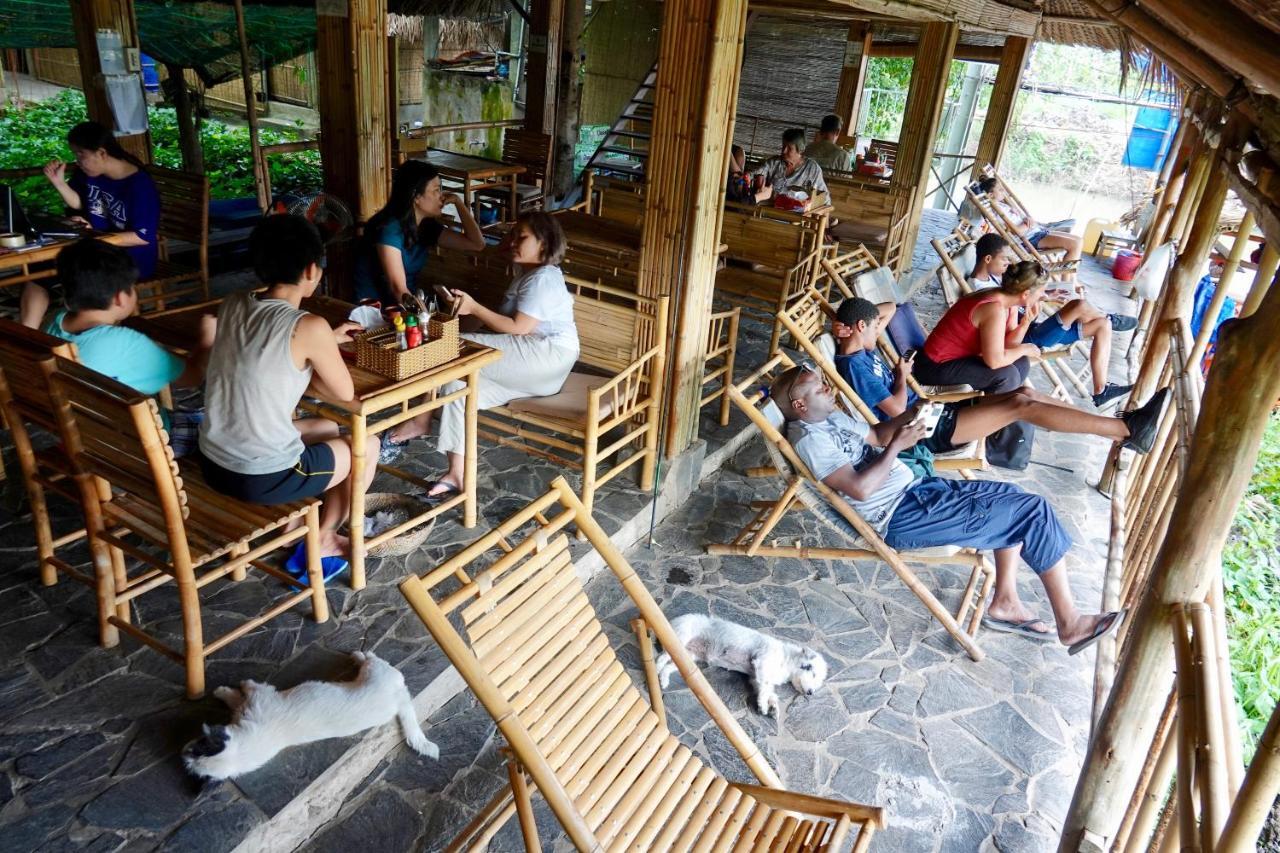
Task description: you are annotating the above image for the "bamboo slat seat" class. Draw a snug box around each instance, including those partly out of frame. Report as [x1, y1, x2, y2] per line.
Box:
[708, 353, 994, 662]
[399, 477, 883, 851]
[48, 356, 331, 698]
[474, 128, 553, 216]
[137, 165, 210, 312]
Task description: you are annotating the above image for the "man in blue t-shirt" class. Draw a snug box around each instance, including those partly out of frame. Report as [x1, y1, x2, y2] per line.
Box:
[43, 239, 214, 456]
[830, 297, 1165, 455]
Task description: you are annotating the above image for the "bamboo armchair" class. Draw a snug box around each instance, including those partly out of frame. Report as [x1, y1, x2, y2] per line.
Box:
[138, 165, 211, 312]
[964, 186, 1078, 284]
[824, 174, 912, 273]
[399, 476, 884, 851]
[701, 306, 740, 427]
[0, 324, 100, 599]
[477, 277, 668, 516]
[474, 128, 553, 217]
[716, 205, 824, 354]
[49, 357, 332, 698]
[707, 360, 994, 662]
[776, 288, 988, 478]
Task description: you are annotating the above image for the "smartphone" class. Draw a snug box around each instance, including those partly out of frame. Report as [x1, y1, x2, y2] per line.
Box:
[432, 284, 454, 306]
[901, 348, 917, 363]
[909, 402, 944, 438]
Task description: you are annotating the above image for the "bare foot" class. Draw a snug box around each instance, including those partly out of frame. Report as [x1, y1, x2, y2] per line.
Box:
[426, 477, 461, 498]
[985, 600, 1051, 636]
[317, 530, 351, 559]
[1057, 612, 1118, 647]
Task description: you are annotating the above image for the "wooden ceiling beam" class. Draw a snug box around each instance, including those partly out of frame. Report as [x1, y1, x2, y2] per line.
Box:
[868, 41, 1003, 62]
[1138, 0, 1279, 97]
[752, 0, 1038, 37]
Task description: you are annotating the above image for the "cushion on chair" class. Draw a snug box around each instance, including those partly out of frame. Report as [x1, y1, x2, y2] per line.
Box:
[815, 333, 838, 364]
[504, 372, 614, 420]
[958, 243, 977, 280]
[829, 220, 888, 246]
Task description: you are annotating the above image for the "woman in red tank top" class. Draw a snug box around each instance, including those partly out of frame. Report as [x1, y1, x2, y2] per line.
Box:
[915, 260, 1046, 394]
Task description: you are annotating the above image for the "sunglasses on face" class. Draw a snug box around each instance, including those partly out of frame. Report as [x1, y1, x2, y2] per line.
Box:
[787, 361, 826, 405]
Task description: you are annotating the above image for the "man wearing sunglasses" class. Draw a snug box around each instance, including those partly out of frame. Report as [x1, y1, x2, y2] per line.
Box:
[770, 363, 1124, 654]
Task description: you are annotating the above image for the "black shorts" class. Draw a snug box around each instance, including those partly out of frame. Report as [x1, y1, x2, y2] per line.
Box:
[199, 443, 336, 505]
[921, 400, 973, 455]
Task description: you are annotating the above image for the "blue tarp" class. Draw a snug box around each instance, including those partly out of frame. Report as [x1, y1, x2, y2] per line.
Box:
[1123, 93, 1177, 172]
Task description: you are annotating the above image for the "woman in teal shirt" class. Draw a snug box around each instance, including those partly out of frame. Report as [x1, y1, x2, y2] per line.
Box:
[353, 161, 485, 304]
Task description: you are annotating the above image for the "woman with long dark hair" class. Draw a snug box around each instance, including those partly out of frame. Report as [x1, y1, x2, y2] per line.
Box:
[27, 121, 160, 327]
[353, 160, 484, 304]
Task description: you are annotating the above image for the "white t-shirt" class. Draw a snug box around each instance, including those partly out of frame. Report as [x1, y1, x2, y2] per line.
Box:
[968, 272, 1000, 291]
[788, 411, 915, 533]
[500, 265, 578, 351]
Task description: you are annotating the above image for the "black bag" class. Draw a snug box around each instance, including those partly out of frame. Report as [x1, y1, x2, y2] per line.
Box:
[986, 420, 1036, 470]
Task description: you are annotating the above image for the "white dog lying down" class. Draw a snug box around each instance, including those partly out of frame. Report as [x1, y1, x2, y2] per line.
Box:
[183, 651, 438, 780]
[655, 614, 828, 716]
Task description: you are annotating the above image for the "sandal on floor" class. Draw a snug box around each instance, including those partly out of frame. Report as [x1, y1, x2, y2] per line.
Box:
[982, 616, 1054, 642]
[1068, 609, 1126, 656]
[284, 542, 349, 589]
[421, 480, 462, 505]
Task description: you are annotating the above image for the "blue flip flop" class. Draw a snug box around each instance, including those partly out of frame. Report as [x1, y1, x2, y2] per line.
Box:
[284, 542, 348, 589]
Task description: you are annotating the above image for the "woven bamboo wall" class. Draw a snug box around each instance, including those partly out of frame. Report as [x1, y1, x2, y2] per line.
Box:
[734, 16, 846, 156]
[579, 0, 662, 126]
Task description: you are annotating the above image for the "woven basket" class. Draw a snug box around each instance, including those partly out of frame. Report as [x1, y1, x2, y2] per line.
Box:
[360, 493, 437, 558]
[353, 313, 461, 380]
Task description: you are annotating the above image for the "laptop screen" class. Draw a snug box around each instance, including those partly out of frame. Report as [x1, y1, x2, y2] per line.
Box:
[1, 185, 35, 237]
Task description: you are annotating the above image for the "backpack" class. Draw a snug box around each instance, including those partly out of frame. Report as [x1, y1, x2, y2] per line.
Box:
[986, 420, 1036, 470]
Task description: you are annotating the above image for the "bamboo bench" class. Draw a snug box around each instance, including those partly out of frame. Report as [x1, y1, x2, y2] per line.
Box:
[824, 172, 912, 274]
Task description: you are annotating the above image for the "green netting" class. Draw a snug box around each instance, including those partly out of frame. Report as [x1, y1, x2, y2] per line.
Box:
[0, 1, 317, 86]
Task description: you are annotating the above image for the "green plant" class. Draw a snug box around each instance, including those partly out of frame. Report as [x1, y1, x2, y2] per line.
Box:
[1222, 413, 1280, 758]
[1, 89, 322, 214]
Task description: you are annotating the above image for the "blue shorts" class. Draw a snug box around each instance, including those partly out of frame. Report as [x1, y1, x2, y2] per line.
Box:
[1027, 228, 1048, 247]
[199, 442, 337, 505]
[1025, 313, 1082, 348]
[884, 478, 1072, 573]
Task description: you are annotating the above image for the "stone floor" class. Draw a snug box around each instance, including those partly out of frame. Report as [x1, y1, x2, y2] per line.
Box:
[0, 210, 1141, 852]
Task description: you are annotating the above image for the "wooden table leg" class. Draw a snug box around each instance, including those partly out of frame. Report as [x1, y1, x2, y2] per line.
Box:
[348, 415, 368, 589]
[464, 369, 479, 528]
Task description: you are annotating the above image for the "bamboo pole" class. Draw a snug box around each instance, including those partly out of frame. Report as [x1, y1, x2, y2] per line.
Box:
[1186, 604, 1228, 849]
[833, 22, 872, 134]
[971, 36, 1031, 179]
[1171, 606, 1201, 852]
[1094, 454, 1130, 729]
[1059, 209, 1280, 853]
[233, 0, 268, 212]
[1168, 150, 1209, 251]
[1137, 0, 1280, 98]
[1217, 698, 1280, 852]
[1239, 244, 1278, 318]
[1187, 211, 1255, 369]
[1115, 688, 1177, 851]
[1121, 724, 1177, 853]
[1208, 574, 1245, 795]
[1141, 105, 1192, 251]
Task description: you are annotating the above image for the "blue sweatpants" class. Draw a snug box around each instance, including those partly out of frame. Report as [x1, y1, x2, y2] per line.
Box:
[883, 477, 1072, 574]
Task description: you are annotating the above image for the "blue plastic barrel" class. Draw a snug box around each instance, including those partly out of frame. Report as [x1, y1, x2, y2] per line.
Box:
[141, 54, 160, 93]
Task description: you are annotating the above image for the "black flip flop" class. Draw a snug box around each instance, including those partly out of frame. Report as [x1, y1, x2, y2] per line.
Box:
[421, 480, 462, 505]
[1068, 609, 1126, 656]
[982, 616, 1054, 642]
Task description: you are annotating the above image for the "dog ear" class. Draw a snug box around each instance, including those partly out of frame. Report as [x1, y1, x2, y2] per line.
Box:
[184, 725, 230, 760]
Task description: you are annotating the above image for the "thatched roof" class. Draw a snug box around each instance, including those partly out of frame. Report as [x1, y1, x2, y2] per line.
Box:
[1037, 0, 1123, 53]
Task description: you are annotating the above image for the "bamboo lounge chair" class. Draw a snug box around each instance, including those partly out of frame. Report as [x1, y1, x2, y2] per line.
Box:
[707, 355, 994, 662]
[776, 287, 988, 478]
[398, 476, 884, 851]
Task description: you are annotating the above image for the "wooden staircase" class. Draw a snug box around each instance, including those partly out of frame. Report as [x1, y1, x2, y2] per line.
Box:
[582, 63, 655, 182]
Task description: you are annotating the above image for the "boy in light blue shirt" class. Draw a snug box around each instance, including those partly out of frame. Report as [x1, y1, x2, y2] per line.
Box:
[43, 238, 215, 455]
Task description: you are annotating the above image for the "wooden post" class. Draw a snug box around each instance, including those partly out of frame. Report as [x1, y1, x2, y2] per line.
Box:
[890, 22, 959, 264]
[1130, 116, 1245, 404]
[550, 0, 586, 200]
[67, 0, 151, 163]
[833, 22, 872, 135]
[1058, 242, 1280, 852]
[636, 0, 748, 457]
[233, 0, 268, 212]
[1141, 101, 1192, 249]
[165, 63, 203, 174]
[315, 0, 390, 299]
[1217, 697, 1280, 852]
[1168, 147, 1210, 250]
[1239, 243, 1278, 318]
[523, 0, 565, 136]
[1186, 210, 1254, 369]
[971, 36, 1031, 179]
[1137, 0, 1280, 98]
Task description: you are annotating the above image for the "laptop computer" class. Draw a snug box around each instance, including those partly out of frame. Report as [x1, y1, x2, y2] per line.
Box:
[1, 185, 84, 241]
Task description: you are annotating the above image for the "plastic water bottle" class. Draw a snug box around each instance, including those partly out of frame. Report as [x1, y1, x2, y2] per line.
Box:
[394, 316, 408, 351]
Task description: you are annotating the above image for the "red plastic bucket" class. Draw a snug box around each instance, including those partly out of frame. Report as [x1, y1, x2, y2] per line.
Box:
[1113, 250, 1143, 281]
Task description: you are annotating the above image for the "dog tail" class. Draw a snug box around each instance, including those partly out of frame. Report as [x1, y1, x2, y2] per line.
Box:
[397, 695, 439, 760]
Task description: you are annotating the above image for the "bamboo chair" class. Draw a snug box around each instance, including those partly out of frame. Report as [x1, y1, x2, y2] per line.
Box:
[964, 186, 1078, 285]
[137, 165, 211, 312]
[399, 476, 884, 851]
[701, 306, 740, 427]
[777, 288, 988, 478]
[0, 324, 102, 598]
[49, 356, 332, 698]
[474, 128, 553, 217]
[931, 230, 1093, 403]
[707, 360, 994, 662]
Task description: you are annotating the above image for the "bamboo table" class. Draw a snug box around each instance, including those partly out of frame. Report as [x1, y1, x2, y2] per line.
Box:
[421, 149, 526, 223]
[129, 295, 502, 589]
[0, 231, 132, 289]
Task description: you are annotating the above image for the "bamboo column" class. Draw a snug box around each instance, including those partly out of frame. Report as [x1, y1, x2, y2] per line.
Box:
[1145, 109, 1198, 254]
[1186, 210, 1255, 369]
[523, 0, 565, 136]
[636, 0, 748, 458]
[1059, 243, 1280, 850]
[1239, 244, 1278, 317]
[833, 22, 873, 135]
[165, 63, 204, 173]
[1129, 114, 1246, 404]
[68, 0, 151, 163]
[971, 36, 1032, 180]
[1217, 698, 1280, 851]
[233, 0, 268, 212]
[891, 22, 959, 262]
[550, 0, 587, 199]
[1140, 105, 1191, 250]
[1173, 151, 1212, 249]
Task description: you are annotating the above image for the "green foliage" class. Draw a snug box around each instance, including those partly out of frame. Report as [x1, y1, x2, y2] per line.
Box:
[1222, 413, 1280, 756]
[0, 89, 322, 215]
[859, 57, 965, 141]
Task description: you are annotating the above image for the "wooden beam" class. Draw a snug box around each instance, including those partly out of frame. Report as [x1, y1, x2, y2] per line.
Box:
[868, 42, 1002, 63]
[1039, 14, 1115, 27]
[833, 22, 872, 133]
[971, 36, 1031, 178]
[165, 63, 203, 173]
[890, 21, 958, 267]
[819, 0, 1038, 37]
[550, 0, 586, 199]
[523, 0, 564, 136]
[233, 0, 268, 212]
[67, 0, 151, 163]
[1218, 698, 1280, 852]
[1059, 118, 1254, 852]
[1140, 0, 1279, 98]
[637, 0, 748, 457]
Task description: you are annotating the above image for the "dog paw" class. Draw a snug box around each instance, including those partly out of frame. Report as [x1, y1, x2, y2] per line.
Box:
[756, 695, 779, 716]
[408, 734, 440, 760]
[212, 686, 238, 703]
[350, 651, 368, 664]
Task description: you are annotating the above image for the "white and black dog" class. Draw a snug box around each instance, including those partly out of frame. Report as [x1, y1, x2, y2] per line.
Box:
[183, 652, 438, 780]
[655, 614, 828, 716]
